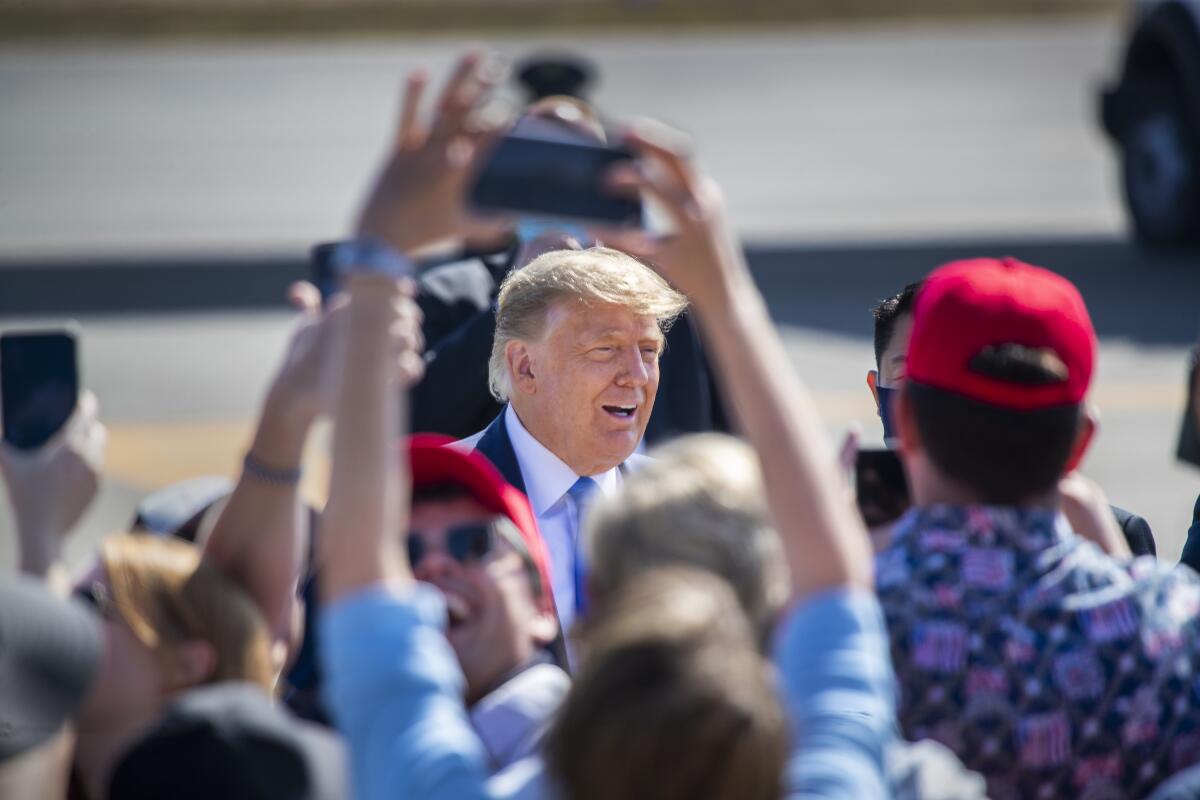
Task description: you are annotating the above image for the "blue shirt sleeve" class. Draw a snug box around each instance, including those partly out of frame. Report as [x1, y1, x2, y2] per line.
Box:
[319, 583, 497, 800]
[773, 588, 897, 799]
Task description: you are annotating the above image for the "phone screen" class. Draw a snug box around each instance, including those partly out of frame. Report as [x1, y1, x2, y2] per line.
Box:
[855, 448, 911, 529]
[470, 135, 642, 225]
[1, 330, 79, 451]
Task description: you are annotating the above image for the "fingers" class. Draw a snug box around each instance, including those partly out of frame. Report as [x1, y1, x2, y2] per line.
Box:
[394, 69, 429, 151]
[624, 120, 696, 193]
[432, 51, 500, 139]
[288, 281, 322, 316]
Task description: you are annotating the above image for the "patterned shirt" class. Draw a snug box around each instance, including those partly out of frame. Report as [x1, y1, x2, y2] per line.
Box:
[876, 505, 1200, 800]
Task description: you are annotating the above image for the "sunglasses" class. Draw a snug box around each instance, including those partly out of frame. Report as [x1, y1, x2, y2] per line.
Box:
[407, 517, 542, 596]
[407, 521, 497, 570]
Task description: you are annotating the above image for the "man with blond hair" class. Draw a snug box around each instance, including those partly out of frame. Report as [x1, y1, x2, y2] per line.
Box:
[458, 245, 687, 631]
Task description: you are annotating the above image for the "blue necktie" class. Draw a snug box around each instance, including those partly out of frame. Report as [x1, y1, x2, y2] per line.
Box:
[567, 477, 599, 616]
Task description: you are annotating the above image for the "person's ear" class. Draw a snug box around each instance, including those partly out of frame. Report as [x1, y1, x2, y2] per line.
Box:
[506, 340, 537, 395]
[528, 608, 559, 648]
[164, 639, 217, 691]
[1063, 404, 1098, 474]
[867, 370, 880, 411]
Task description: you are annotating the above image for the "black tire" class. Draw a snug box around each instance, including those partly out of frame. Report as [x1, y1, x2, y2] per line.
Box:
[1119, 79, 1200, 246]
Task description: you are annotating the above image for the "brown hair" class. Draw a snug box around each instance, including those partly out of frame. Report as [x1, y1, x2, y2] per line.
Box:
[100, 534, 275, 690]
[545, 568, 787, 800]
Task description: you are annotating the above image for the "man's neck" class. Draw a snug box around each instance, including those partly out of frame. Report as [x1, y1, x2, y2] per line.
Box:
[913, 480, 1059, 512]
[507, 402, 614, 477]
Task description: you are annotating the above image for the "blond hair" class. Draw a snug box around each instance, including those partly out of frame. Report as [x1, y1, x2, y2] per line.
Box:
[488, 247, 687, 401]
[100, 534, 275, 691]
[585, 433, 789, 644]
[546, 567, 787, 800]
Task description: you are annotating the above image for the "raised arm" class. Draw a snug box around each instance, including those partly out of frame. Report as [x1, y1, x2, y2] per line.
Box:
[203, 283, 341, 646]
[604, 127, 873, 601]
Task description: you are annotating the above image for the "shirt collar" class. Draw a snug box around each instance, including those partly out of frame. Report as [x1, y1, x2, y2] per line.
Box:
[505, 405, 620, 516]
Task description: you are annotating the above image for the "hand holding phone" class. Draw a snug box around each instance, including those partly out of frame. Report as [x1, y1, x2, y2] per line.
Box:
[854, 447, 911, 529]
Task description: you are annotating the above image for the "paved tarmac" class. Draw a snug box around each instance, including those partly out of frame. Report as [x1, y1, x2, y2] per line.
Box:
[2, 18, 1199, 571]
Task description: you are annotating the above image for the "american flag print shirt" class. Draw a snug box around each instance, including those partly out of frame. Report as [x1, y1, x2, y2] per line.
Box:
[876, 505, 1200, 800]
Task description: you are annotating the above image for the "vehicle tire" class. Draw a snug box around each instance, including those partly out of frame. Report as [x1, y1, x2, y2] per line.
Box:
[1119, 79, 1200, 245]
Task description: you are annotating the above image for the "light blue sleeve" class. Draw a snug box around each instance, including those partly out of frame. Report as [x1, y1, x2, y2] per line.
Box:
[773, 588, 897, 800]
[320, 583, 546, 800]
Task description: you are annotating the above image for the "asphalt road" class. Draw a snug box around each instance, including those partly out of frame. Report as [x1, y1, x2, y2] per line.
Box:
[2, 18, 1199, 571]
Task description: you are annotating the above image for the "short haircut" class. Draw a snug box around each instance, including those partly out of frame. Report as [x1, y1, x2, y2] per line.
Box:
[871, 280, 922, 370]
[488, 247, 688, 401]
[907, 343, 1085, 503]
[584, 433, 788, 645]
[545, 567, 786, 800]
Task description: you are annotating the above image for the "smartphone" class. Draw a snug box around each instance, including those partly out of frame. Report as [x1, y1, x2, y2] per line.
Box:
[1178, 348, 1200, 467]
[310, 242, 340, 306]
[855, 447, 911, 529]
[470, 134, 642, 225]
[1, 329, 79, 451]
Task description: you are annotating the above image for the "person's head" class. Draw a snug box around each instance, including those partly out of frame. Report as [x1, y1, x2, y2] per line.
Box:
[546, 567, 787, 800]
[868, 281, 921, 442]
[75, 534, 274, 731]
[405, 436, 558, 702]
[584, 433, 788, 645]
[897, 257, 1098, 507]
[489, 247, 687, 476]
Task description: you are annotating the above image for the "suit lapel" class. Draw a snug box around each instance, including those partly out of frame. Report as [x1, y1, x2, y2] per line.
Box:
[473, 409, 528, 495]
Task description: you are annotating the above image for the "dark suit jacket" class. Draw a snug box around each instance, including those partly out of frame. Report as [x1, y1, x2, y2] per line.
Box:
[1110, 504, 1156, 558]
[410, 246, 728, 443]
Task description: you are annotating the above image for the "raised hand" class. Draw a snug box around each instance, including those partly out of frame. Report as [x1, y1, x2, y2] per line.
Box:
[0, 391, 106, 577]
[355, 52, 511, 257]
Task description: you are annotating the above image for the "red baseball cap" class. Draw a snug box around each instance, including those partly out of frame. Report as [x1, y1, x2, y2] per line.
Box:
[907, 257, 1096, 411]
[406, 434, 556, 615]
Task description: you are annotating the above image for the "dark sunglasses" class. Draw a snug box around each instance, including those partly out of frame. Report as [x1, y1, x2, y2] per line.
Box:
[407, 517, 543, 597]
[407, 521, 498, 571]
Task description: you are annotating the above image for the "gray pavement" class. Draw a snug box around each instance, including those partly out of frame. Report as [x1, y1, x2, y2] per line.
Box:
[2, 19, 1199, 572]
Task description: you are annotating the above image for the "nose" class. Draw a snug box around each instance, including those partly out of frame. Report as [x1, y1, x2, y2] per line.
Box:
[411, 547, 461, 583]
[615, 346, 650, 388]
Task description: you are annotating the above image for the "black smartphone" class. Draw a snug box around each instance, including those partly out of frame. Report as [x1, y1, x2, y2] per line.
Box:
[1, 329, 79, 451]
[310, 242, 340, 306]
[855, 447, 911, 529]
[470, 134, 642, 225]
[1178, 348, 1200, 468]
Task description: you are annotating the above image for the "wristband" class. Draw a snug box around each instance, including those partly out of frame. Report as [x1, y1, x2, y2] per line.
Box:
[242, 453, 301, 487]
[329, 236, 416, 280]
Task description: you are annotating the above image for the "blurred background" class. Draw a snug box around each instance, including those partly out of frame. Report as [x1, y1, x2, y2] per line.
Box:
[2, 0, 1198, 568]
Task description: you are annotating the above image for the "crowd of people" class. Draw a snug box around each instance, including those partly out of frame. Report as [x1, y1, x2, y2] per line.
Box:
[3, 49, 1200, 800]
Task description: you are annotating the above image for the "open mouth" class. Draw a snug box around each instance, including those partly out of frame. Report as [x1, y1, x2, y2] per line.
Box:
[602, 404, 637, 420]
[444, 591, 472, 629]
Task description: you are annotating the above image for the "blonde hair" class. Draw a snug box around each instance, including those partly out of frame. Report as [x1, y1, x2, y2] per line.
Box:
[585, 433, 789, 644]
[546, 567, 787, 800]
[100, 534, 275, 691]
[488, 247, 688, 401]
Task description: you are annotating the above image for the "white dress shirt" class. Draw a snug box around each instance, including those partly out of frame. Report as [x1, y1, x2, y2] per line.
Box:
[502, 405, 620, 633]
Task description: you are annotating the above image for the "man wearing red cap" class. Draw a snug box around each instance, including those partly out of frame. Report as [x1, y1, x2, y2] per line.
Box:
[877, 257, 1200, 798]
[405, 434, 566, 774]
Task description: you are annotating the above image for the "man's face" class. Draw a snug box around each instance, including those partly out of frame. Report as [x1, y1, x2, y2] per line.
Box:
[510, 299, 662, 475]
[409, 496, 556, 702]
